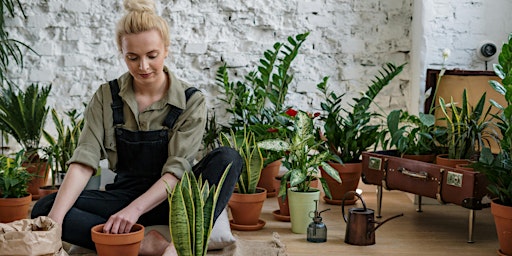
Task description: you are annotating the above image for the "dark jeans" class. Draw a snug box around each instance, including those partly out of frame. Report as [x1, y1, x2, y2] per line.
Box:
[31, 147, 242, 250]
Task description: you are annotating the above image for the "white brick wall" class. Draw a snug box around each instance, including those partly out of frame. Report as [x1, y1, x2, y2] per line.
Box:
[3, 0, 511, 147]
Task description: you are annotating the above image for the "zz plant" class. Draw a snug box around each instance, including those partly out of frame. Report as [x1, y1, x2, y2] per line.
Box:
[0, 149, 31, 198]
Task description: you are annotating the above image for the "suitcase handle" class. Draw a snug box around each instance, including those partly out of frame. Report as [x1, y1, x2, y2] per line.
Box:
[397, 167, 428, 180]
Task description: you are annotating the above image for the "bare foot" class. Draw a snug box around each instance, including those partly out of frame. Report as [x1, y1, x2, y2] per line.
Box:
[162, 243, 178, 256]
[139, 230, 169, 256]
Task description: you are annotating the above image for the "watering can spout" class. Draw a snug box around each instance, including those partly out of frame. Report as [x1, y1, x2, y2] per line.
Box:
[369, 213, 404, 235]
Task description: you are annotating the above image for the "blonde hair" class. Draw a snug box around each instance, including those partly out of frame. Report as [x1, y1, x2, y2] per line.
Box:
[116, 0, 170, 52]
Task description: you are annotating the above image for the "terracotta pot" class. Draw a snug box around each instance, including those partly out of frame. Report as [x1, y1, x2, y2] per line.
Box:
[23, 158, 50, 200]
[91, 223, 144, 256]
[320, 162, 362, 205]
[288, 187, 320, 234]
[435, 154, 471, 168]
[228, 187, 267, 229]
[38, 185, 60, 199]
[403, 154, 436, 163]
[257, 159, 281, 197]
[455, 163, 474, 172]
[491, 200, 512, 256]
[0, 194, 32, 223]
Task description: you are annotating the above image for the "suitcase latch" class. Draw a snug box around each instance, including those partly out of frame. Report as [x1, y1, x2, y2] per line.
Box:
[447, 171, 463, 187]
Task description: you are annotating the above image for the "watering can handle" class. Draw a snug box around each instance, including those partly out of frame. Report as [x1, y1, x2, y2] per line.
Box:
[341, 191, 367, 223]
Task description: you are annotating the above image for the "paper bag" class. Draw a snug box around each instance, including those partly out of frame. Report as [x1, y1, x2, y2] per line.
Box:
[0, 216, 68, 256]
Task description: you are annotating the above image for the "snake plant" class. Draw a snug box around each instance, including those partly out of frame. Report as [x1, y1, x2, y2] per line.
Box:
[168, 164, 231, 256]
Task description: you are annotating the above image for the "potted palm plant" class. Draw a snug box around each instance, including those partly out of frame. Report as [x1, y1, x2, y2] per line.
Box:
[316, 63, 405, 205]
[220, 128, 266, 231]
[0, 82, 52, 200]
[258, 110, 341, 234]
[0, 149, 32, 223]
[473, 33, 512, 256]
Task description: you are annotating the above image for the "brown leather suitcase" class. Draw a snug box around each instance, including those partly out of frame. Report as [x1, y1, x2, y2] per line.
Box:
[361, 150, 490, 242]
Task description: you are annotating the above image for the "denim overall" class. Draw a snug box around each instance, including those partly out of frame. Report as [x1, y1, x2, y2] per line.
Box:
[32, 79, 242, 250]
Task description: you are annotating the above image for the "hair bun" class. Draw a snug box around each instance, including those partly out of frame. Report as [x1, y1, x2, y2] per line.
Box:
[123, 0, 156, 13]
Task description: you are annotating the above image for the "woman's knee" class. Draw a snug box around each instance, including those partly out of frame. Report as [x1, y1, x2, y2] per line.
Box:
[214, 146, 243, 173]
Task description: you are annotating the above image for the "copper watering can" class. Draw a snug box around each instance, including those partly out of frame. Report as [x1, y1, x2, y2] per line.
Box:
[342, 191, 403, 246]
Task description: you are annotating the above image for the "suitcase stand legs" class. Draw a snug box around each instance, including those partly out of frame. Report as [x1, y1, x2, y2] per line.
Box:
[377, 185, 383, 218]
[467, 209, 475, 243]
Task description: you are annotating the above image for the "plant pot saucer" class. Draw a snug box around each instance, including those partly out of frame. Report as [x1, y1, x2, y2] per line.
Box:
[497, 249, 508, 256]
[229, 219, 265, 231]
[272, 209, 290, 222]
[323, 195, 357, 205]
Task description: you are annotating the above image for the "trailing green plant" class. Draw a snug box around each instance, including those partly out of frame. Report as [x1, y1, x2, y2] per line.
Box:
[317, 63, 406, 163]
[258, 110, 341, 199]
[438, 89, 495, 160]
[219, 128, 263, 194]
[215, 32, 309, 165]
[42, 108, 84, 187]
[0, 83, 52, 157]
[0, 149, 32, 198]
[167, 164, 231, 256]
[386, 109, 436, 156]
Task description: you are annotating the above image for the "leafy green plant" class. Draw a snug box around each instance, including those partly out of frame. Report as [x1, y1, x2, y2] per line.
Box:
[258, 110, 341, 199]
[438, 89, 495, 160]
[0, 83, 52, 156]
[474, 32, 512, 207]
[317, 63, 405, 163]
[219, 128, 263, 194]
[215, 32, 309, 165]
[387, 109, 436, 156]
[167, 164, 230, 256]
[0, 149, 32, 198]
[42, 108, 84, 187]
[0, 0, 37, 83]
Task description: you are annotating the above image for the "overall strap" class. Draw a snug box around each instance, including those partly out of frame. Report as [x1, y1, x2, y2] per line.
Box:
[109, 79, 124, 125]
[162, 87, 199, 129]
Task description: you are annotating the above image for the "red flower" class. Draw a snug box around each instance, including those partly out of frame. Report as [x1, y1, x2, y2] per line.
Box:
[285, 108, 298, 117]
[313, 112, 320, 118]
[267, 128, 278, 133]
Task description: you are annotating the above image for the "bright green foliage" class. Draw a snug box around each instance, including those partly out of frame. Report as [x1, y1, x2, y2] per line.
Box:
[214, 33, 309, 165]
[42, 108, 85, 187]
[317, 63, 405, 163]
[438, 89, 494, 159]
[0, 83, 52, 155]
[258, 111, 341, 198]
[474, 33, 512, 207]
[0, 149, 31, 198]
[220, 128, 263, 194]
[168, 164, 231, 256]
[387, 109, 436, 156]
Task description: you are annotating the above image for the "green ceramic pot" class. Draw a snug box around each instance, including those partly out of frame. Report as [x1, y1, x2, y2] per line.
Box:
[288, 187, 320, 234]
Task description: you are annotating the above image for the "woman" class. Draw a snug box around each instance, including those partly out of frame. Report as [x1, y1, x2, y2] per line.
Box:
[31, 0, 242, 255]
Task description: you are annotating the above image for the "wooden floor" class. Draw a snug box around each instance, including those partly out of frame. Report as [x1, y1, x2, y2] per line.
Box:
[231, 182, 500, 256]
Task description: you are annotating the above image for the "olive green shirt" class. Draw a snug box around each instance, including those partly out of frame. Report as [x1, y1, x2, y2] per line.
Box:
[68, 66, 206, 179]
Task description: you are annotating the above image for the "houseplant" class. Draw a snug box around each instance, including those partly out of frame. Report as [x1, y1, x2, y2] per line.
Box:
[167, 164, 231, 256]
[0, 149, 32, 222]
[473, 33, 512, 256]
[258, 110, 341, 233]
[386, 109, 437, 162]
[317, 63, 405, 204]
[220, 128, 266, 230]
[41, 107, 86, 196]
[436, 88, 495, 167]
[0, 82, 52, 199]
[216, 32, 309, 195]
